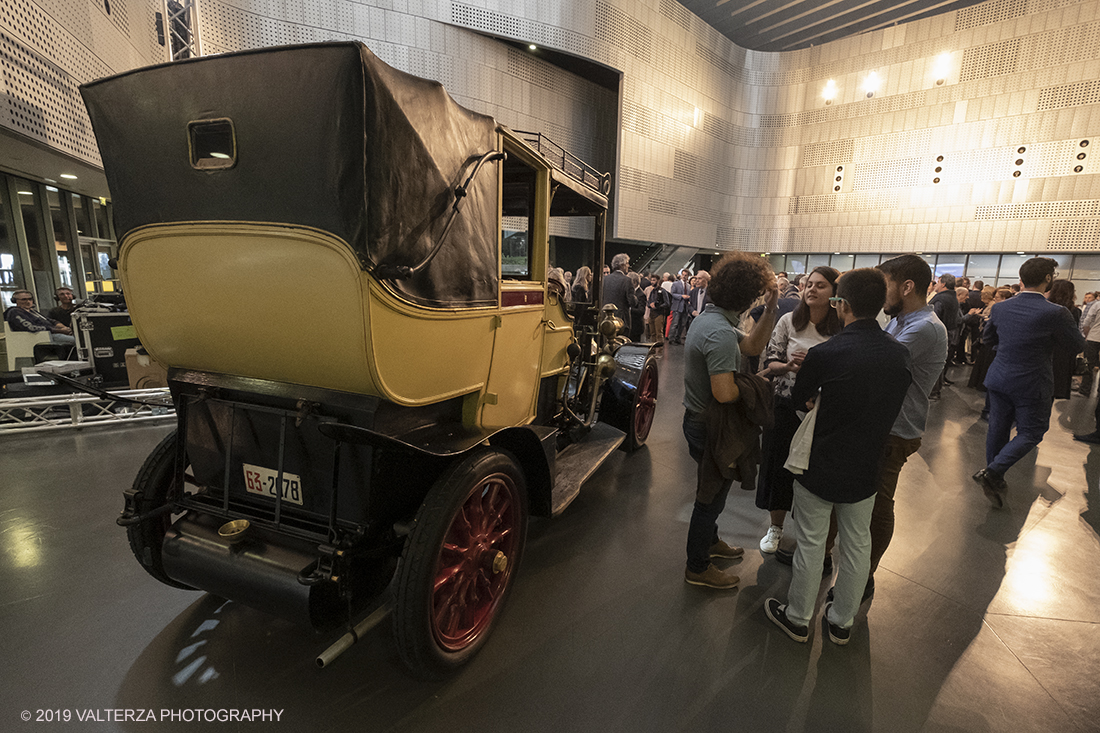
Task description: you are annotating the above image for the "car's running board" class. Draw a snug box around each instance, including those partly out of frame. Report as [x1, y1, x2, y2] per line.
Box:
[550, 422, 625, 516]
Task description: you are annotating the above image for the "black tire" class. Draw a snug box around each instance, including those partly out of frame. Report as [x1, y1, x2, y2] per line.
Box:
[393, 448, 528, 679]
[126, 430, 196, 590]
[624, 354, 659, 451]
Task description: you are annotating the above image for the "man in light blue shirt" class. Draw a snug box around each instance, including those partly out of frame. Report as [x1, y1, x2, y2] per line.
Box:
[854, 255, 947, 601]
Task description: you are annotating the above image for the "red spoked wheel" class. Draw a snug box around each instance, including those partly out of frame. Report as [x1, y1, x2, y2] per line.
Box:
[630, 356, 659, 450]
[432, 470, 522, 651]
[394, 449, 528, 678]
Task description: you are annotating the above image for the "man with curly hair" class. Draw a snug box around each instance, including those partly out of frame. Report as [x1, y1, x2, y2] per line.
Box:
[682, 253, 778, 589]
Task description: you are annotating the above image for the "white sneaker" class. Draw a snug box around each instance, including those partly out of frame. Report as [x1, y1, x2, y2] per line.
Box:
[760, 525, 783, 554]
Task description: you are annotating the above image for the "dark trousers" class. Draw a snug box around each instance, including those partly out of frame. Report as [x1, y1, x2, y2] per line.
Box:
[669, 310, 691, 343]
[868, 435, 922, 574]
[755, 397, 798, 512]
[986, 387, 1052, 475]
[1082, 341, 1100, 393]
[683, 410, 730, 573]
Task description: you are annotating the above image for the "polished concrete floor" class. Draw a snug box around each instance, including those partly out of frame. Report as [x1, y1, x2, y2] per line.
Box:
[2, 353, 1099, 733]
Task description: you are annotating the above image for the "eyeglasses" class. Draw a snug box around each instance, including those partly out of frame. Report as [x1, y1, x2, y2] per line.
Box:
[828, 296, 847, 308]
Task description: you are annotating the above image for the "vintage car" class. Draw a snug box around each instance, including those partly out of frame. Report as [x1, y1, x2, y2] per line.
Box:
[81, 42, 659, 678]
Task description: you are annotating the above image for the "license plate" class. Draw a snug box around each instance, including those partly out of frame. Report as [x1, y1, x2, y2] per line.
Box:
[242, 463, 304, 506]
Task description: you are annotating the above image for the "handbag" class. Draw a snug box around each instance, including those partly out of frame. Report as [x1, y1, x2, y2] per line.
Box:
[783, 398, 819, 475]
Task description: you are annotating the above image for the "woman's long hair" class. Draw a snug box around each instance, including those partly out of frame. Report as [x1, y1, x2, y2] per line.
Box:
[1048, 278, 1076, 312]
[790, 266, 842, 335]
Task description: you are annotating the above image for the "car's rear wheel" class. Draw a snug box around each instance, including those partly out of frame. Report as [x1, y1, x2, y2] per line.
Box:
[126, 430, 196, 590]
[393, 449, 528, 678]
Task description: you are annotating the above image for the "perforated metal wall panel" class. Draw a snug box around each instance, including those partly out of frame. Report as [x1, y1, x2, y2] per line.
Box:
[0, 0, 167, 166]
[16, 0, 1100, 254]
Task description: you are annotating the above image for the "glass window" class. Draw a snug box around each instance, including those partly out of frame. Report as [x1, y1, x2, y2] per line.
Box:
[0, 177, 21, 308]
[501, 157, 534, 279]
[81, 240, 99, 293]
[934, 254, 965, 279]
[806, 254, 831, 270]
[71, 193, 91, 237]
[997, 253, 1033, 286]
[786, 255, 806, 274]
[1071, 255, 1100, 281]
[92, 199, 111, 240]
[965, 254, 1000, 282]
[15, 178, 58, 302]
[47, 187, 75, 289]
[767, 254, 785, 273]
[854, 254, 880, 269]
[1074, 280, 1100, 297]
[830, 253, 856, 271]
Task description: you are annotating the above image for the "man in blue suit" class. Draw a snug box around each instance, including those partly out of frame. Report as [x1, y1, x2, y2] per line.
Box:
[973, 257, 1085, 508]
[668, 269, 693, 344]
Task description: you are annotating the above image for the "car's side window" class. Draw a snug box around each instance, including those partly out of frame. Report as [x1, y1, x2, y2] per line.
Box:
[501, 156, 536, 280]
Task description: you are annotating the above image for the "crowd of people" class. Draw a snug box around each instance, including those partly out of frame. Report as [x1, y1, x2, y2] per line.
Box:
[551, 252, 1096, 645]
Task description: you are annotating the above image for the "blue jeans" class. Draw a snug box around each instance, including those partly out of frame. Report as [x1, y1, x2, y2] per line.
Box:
[985, 387, 1052, 475]
[786, 481, 875, 629]
[683, 410, 730, 573]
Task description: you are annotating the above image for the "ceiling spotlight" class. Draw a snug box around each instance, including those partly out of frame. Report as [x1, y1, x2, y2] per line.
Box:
[822, 79, 837, 105]
[863, 72, 880, 98]
[528, 44, 537, 51]
[60, 173, 78, 179]
[17, 190, 32, 195]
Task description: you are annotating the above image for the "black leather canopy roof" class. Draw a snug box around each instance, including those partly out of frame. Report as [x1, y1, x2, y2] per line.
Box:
[81, 42, 500, 307]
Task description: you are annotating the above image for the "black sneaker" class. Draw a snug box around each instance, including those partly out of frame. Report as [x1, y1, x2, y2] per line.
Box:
[822, 602, 850, 645]
[764, 598, 808, 643]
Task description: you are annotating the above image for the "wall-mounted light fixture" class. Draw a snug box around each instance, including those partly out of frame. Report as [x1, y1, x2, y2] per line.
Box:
[823, 79, 837, 105]
[863, 72, 880, 98]
[933, 53, 951, 86]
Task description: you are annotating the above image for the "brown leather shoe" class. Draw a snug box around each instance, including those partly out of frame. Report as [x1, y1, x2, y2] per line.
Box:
[709, 539, 745, 559]
[685, 564, 740, 589]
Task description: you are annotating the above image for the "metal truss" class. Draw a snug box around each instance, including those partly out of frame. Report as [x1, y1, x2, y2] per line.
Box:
[164, 0, 203, 61]
[0, 388, 175, 434]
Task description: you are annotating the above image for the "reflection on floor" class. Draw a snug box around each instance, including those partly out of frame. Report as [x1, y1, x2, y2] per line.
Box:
[1, 354, 1098, 733]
